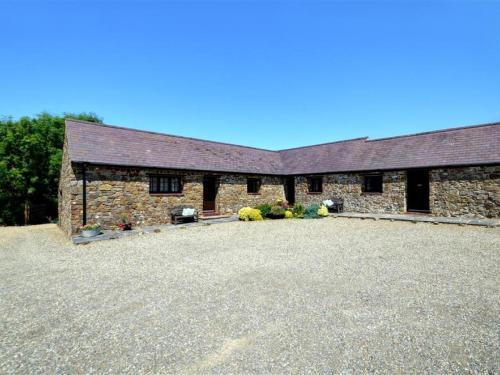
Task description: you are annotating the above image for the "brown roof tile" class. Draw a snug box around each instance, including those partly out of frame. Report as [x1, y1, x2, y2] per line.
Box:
[66, 119, 500, 175]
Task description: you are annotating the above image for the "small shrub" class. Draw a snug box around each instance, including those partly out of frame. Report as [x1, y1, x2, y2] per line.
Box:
[238, 207, 263, 221]
[255, 203, 272, 217]
[268, 206, 286, 219]
[304, 204, 321, 219]
[292, 203, 305, 218]
[318, 205, 329, 217]
[275, 198, 289, 209]
[284, 210, 293, 219]
[81, 223, 101, 231]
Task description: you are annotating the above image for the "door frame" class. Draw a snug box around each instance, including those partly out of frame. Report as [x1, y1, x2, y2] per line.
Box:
[406, 169, 430, 213]
[284, 176, 295, 205]
[203, 175, 218, 211]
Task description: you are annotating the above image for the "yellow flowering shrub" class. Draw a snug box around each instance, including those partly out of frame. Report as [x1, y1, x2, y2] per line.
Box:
[318, 205, 329, 217]
[284, 210, 293, 219]
[238, 207, 263, 221]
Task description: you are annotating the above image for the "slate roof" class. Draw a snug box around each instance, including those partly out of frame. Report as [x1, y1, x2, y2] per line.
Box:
[280, 122, 500, 174]
[65, 120, 282, 175]
[65, 119, 500, 175]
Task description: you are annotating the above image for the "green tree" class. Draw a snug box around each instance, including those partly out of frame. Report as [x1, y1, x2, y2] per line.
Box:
[0, 112, 102, 225]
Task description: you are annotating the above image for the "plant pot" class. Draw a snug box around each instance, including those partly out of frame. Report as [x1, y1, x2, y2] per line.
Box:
[119, 223, 132, 231]
[267, 213, 285, 220]
[81, 229, 101, 238]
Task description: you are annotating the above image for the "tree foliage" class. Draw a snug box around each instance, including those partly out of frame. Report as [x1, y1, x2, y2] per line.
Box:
[0, 112, 102, 225]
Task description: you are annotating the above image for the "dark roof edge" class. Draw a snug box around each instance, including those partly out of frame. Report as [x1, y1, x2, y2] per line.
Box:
[366, 121, 500, 142]
[65, 118, 279, 153]
[72, 160, 500, 177]
[70, 160, 285, 176]
[285, 161, 500, 176]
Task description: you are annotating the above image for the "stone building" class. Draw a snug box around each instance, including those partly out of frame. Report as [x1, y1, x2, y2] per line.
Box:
[59, 119, 499, 235]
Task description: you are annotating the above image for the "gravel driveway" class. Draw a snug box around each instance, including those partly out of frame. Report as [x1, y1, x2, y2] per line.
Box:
[1, 219, 499, 373]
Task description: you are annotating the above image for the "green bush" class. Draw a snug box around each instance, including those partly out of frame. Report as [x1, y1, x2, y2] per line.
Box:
[292, 203, 305, 218]
[0, 112, 102, 225]
[284, 210, 293, 219]
[255, 203, 272, 217]
[304, 204, 321, 219]
[238, 207, 263, 221]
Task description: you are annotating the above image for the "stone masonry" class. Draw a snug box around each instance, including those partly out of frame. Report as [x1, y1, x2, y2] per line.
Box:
[293, 167, 499, 218]
[59, 153, 499, 236]
[216, 175, 284, 214]
[294, 171, 407, 214]
[58, 160, 285, 235]
[430, 165, 500, 218]
[58, 138, 77, 236]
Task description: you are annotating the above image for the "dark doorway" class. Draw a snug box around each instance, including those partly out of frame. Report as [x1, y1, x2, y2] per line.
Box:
[285, 177, 295, 205]
[203, 176, 218, 211]
[407, 169, 430, 212]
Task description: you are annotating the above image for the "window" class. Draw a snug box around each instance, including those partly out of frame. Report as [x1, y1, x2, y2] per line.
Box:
[149, 175, 182, 194]
[308, 177, 323, 193]
[247, 178, 261, 194]
[363, 174, 383, 193]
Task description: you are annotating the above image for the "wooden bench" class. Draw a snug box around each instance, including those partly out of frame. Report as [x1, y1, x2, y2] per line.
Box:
[170, 205, 199, 225]
[324, 198, 344, 213]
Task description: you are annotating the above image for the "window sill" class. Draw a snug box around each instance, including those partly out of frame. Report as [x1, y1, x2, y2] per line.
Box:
[247, 193, 261, 195]
[150, 193, 184, 197]
[307, 192, 323, 195]
[361, 192, 383, 196]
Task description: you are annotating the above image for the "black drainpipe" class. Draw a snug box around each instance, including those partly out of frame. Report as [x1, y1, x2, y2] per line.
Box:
[82, 163, 87, 226]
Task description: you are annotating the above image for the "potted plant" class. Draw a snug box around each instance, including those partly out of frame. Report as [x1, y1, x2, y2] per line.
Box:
[255, 203, 272, 218]
[118, 215, 132, 231]
[267, 205, 286, 219]
[81, 223, 101, 237]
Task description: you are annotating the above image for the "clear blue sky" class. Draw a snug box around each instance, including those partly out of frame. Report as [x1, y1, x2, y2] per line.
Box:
[1, 0, 499, 150]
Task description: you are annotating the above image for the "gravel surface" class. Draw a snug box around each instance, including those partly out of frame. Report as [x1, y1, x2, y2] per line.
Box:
[1, 219, 499, 373]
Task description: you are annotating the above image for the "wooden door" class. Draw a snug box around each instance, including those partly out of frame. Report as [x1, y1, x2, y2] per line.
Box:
[285, 177, 295, 205]
[203, 176, 217, 211]
[407, 169, 430, 212]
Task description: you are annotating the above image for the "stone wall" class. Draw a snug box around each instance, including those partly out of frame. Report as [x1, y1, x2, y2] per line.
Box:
[430, 165, 500, 218]
[59, 161, 499, 235]
[57, 137, 80, 236]
[59, 163, 285, 235]
[83, 166, 202, 230]
[216, 175, 285, 214]
[294, 171, 407, 213]
[291, 167, 499, 218]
